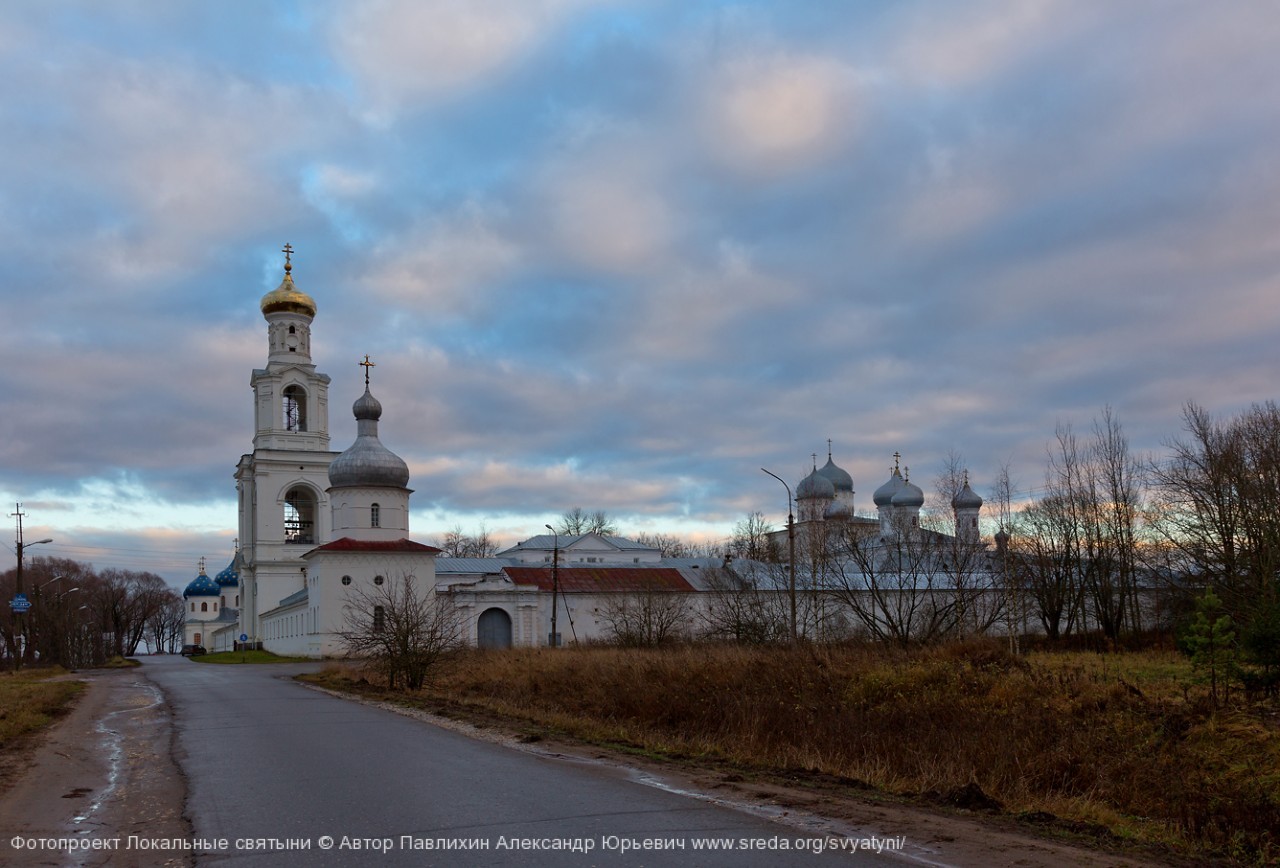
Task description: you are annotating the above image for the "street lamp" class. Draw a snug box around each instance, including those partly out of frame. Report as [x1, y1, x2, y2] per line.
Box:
[761, 469, 797, 642]
[37, 575, 67, 593]
[544, 524, 561, 647]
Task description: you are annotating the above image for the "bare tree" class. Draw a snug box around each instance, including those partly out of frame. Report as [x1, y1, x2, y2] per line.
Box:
[1089, 406, 1145, 638]
[597, 579, 693, 646]
[1150, 401, 1280, 621]
[147, 590, 186, 654]
[823, 523, 963, 646]
[438, 524, 500, 558]
[991, 461, 1024, 652]
[924, 452, 1002, 638]
[633, 532, 690, 557]
[698, 563, 792, 644]
[339, 574, 464, 690]
[1008, 410, 1148, 642]
[557, 508, 618, 537]
[730, 511, 780, 562]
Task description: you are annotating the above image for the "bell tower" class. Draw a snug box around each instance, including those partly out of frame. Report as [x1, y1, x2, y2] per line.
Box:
[234, 245, 339, 647]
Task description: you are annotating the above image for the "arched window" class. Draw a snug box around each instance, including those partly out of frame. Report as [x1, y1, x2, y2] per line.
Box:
[201, 602, 208, 612]
[370, 502, 380, 528]
[221, 595, 226, 607]
[235, 594, 239, 606]
[190, 602, 195, 613]
[284, 487, 316, 544]
[373, 605, 385, 633]
[283, 384, 308, 432]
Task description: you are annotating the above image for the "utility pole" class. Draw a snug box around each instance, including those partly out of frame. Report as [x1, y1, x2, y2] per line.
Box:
[544, 524, 561, 647]
[10, 504, 53, 671]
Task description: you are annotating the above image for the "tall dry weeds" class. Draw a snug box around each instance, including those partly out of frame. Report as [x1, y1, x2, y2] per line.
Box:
[425, 641, 1277, 860]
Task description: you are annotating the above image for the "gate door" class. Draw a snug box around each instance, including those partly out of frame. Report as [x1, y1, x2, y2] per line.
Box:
[477, 608, 513, 649]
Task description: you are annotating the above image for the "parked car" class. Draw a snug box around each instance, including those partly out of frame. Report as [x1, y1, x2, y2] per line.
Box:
[180, 644, 207, 657]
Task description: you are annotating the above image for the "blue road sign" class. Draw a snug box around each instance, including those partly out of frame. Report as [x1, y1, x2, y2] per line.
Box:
[10, 593, 31, 612]
[240, 633, 248, 642]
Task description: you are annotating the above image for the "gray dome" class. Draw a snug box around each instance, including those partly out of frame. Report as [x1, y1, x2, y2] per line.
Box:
[892, 477, 925, 509]
[817, 456, 853, 493]
[952, 480, 983, 510]
[872, 468, 904, 507]
[328, 387, 410, 489]
[797, 468, 835, 500]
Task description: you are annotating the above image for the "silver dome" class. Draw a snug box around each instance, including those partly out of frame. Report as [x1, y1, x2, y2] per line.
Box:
[892, 478, 925, 508]
[872, 468, 904, 506]
[817, 456, 853, 493]
[951, 480, 984, 510]
[797, 468, 835, 500]
[328, 388, 410, 489]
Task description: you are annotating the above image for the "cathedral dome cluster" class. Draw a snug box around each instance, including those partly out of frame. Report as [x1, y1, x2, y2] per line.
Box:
[789, 446, 985, 544]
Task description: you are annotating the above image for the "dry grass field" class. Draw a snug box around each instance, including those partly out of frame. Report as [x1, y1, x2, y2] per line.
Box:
[0, 667, 83, 749]
[313, 640, 1279, 863]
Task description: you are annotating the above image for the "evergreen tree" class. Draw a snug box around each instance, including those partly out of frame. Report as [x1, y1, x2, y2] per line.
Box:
[1182, 587, 1236, 707]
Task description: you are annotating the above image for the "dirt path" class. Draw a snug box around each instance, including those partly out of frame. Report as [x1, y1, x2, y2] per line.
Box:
[0, 668, 191, 867]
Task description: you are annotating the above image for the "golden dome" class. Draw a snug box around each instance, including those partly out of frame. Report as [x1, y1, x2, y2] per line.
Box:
[260, 246, 316, 318]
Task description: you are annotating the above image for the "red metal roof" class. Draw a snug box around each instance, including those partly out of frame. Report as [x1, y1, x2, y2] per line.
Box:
[307, 537, 443, 554]
[502, 567, 694, 593]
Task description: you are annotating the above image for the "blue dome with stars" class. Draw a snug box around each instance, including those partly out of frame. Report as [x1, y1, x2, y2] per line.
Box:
[183, 569, 220, 598]
[214, 557, 240, 588]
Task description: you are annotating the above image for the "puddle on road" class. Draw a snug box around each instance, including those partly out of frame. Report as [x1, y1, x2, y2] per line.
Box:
[72, 680, 163, 828]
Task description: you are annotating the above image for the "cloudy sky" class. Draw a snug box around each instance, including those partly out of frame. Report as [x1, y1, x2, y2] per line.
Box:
[3, 1, 1278, 587]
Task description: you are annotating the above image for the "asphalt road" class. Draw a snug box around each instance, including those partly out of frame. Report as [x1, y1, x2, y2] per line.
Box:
[140, 655, 907, 867]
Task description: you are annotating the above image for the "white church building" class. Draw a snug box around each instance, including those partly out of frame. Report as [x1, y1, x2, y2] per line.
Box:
[183, 250, 990, 656]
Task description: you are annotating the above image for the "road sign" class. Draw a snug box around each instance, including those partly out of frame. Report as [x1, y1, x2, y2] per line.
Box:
[240, 633, 248, 642]
[10, 593, 31, 613]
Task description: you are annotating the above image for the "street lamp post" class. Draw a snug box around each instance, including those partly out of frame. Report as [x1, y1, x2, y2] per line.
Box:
[12, 534, 54, 671]
[761, 469, 798, 642]
[544, 524, 561, 647]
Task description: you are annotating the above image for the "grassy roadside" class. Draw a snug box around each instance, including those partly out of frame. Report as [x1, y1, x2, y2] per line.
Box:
[305, 641, 1279, 864]
[192, 649, 311, 664]
[0, 668, 85, 750]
